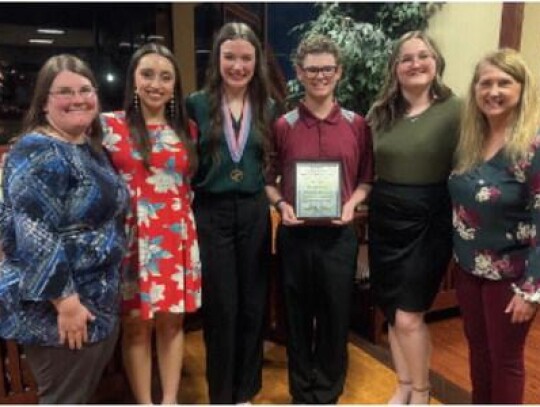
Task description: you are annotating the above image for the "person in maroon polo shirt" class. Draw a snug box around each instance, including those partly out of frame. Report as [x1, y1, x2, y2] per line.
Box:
[266, 34, 373, 404]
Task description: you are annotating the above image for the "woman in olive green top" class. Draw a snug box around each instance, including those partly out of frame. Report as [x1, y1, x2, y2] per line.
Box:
[367, 31, 460, 404]
[185, 22, 274, 404]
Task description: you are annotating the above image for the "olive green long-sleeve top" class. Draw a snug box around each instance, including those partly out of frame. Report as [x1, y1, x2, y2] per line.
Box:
[373, 96, 461, 185]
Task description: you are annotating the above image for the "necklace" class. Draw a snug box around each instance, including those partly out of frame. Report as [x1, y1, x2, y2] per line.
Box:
[40, 125, 87, 144]
[405, 101, 432, 123]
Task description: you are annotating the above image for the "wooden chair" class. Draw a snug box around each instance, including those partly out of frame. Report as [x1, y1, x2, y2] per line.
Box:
[265, 207, 287, 344]
[0, 340, 38, 404]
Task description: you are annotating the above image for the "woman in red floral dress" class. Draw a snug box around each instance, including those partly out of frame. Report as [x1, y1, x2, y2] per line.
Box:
[101, 43, 201, 404]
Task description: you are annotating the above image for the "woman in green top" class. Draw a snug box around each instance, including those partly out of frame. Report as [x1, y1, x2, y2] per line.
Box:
[367, 31, 460, 404]
[185, 22, 274, 404]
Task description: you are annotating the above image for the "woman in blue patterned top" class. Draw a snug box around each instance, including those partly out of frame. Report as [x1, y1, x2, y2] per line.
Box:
[0, 55, 129, 403]
[449, 49, 539, 404]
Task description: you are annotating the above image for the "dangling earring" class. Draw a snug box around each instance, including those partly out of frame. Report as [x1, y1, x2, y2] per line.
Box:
[133, 91, 140, 113]
[168, 96, 176, 118]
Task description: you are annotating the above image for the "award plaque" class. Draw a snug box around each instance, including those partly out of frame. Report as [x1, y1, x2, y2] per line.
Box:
[294, 160, 342, 220]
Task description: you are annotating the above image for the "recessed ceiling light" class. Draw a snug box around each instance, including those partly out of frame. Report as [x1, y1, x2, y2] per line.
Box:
[37, 28, 65, 35]
[29, 39, 54, 44]
[147, 35, 164, 41]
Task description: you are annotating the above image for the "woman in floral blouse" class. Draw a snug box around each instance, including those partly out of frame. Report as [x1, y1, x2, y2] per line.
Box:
[449, 49, 539, 404]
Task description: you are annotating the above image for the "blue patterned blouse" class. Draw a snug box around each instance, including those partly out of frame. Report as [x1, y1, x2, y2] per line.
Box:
[0, 133, 129, 345]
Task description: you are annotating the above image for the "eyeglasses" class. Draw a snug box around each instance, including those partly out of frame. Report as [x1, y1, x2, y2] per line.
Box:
[49, 86, 97, 101]
[301, 65, 338, 79]
[398, 52, 434, 66]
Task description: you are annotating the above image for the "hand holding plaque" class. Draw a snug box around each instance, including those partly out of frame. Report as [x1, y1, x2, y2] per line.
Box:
[294, 160, 342, 220]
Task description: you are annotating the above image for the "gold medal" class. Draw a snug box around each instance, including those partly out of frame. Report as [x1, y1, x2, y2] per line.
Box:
[230, 169, 244, 182]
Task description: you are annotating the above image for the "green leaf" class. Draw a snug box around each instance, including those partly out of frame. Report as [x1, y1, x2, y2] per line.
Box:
[287, 2, 443, 114]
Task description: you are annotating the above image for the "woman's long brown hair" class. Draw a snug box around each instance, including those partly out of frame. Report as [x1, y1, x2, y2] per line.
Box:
[124, 43, 197, 174]
[203, 22, 272, 169]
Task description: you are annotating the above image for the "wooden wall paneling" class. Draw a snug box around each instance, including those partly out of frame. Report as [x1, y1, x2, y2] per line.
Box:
[499, 2, 525, 50]
[6, 341, 23, 394]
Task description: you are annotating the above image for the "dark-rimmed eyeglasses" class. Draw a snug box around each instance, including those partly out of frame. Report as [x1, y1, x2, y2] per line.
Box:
[49, 86, 97, 101]
[301, 65, 338, 79]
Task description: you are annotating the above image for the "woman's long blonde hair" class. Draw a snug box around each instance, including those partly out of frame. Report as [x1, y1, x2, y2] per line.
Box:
[455, 48, 540, 173]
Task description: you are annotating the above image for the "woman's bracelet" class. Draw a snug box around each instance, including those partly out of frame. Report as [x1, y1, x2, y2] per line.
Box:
[511, 282, 540, 305]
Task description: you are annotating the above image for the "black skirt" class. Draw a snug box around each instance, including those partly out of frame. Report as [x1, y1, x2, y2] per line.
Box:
[368, 180, 452, 325]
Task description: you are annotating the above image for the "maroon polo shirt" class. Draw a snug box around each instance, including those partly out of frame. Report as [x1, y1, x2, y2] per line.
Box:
[266, 102, 374, 207]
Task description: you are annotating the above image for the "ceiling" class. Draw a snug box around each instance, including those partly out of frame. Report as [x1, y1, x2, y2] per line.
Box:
[0, 23, 94, 48]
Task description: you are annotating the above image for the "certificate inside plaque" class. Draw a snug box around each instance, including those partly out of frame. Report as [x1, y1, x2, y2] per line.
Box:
[294, 160, 342, 220]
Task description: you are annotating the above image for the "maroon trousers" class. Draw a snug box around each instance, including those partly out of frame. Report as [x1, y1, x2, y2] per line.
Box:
[456, 268, 533, 404]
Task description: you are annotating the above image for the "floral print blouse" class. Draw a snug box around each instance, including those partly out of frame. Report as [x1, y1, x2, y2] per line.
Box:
[448, 135, 540, 303]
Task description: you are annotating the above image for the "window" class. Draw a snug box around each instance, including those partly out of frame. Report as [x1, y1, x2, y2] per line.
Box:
[0, 3, 171, 144]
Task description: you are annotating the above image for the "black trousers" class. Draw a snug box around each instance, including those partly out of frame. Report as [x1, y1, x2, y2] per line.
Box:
[24, 323, 119, 404]
[193, 191, 270, 404]
[277, 225, 358, 404]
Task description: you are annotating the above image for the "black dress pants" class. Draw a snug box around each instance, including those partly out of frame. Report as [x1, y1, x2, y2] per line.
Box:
[277, 225, 358, 404]
[194, 191, 270, 404]
[24, 323, 119, 404]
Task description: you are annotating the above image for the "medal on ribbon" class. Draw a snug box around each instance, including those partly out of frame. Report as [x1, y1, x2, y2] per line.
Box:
[222, 95, 251, 182]
[230, 168, 244, 182]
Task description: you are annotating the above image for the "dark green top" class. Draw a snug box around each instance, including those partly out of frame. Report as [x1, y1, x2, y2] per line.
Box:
[373, 95, 461, 185]
[186, 90, 273, 194]
[448, 134, 540, 299]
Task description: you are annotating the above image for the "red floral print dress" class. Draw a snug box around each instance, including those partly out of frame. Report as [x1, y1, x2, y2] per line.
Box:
[101, 111, 202, 319]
